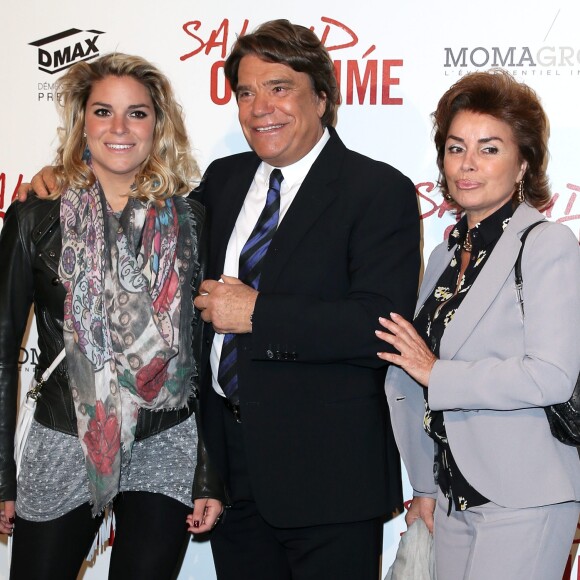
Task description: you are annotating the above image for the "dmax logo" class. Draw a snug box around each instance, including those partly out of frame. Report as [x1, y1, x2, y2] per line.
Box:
[29, 28, 105, 74]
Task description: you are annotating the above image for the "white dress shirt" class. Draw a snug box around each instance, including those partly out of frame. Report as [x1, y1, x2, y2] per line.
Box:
[210, 129, 330, 396]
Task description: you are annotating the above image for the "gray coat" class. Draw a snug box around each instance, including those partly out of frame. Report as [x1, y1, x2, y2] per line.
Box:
[386, 202, 580, 508]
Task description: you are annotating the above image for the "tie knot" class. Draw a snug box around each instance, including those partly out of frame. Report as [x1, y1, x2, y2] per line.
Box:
[269, 169, 284, 191]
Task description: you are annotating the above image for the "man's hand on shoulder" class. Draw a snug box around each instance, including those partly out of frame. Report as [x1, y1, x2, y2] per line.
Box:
[16, 166, 58, 201]
[194, 275, 258, 334]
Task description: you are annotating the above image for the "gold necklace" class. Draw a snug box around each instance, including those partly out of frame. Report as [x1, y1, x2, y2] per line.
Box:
[462, 231, 473, 252]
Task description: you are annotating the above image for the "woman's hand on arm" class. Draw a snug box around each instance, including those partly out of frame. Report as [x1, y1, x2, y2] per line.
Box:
[16, 166, 58, 201]
[0, 501, 15, 535]
[376, 313, 437, 387]
[405, 496, 436, 534]
[186, 497, 224, 534]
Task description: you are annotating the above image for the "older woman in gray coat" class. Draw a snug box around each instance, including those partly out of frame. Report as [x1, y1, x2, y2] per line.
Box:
[379, 71, 580, 580]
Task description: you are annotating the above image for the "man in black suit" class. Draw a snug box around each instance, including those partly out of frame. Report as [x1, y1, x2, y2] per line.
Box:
[193, 19, 421, 580]
[20, 18, 420, 579]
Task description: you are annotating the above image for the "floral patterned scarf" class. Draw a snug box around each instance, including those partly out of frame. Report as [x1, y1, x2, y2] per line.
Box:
[59, 175, 195, 515]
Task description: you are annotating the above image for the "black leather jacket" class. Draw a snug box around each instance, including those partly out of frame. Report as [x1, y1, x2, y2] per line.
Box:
[0, 196, 224, 504]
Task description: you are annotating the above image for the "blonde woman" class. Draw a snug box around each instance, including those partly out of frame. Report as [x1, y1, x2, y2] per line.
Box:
[0, 53, 223, 580]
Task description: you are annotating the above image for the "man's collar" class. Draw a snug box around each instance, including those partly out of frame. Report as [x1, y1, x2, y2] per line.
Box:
[259, 128, 330, 191]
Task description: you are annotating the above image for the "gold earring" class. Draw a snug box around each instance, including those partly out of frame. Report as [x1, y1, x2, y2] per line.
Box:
[443, 192, 453, 202]
[517, 180, 524, 203]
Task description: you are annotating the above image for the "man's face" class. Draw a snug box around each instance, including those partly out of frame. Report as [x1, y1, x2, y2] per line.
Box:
[235, 55, 326, 167]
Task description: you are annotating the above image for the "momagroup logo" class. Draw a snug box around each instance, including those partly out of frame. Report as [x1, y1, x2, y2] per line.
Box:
[19, 347, 40, 367]
[443, 45, 580, 77]
[29, 28, 105, 75]
[18, 346, 41, 380]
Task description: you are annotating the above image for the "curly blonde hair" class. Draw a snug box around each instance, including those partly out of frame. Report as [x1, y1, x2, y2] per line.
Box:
[52, 52, 199, 201]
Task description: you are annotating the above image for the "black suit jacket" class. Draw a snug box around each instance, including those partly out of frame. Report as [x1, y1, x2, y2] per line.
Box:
[194, 127, 420, 527]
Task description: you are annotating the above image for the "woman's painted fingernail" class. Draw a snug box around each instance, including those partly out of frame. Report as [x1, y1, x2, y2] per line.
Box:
[193, 520, 200, 528]
[8, 517, 15, 524]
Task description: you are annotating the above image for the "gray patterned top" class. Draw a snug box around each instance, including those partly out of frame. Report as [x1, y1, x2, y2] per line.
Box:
[16, 415, 197, 521]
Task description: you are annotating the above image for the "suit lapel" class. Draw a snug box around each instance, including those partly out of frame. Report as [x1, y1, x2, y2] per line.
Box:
[210, 155, 261, 277]
[416, 245, 454, 315]
[439, 203, 544, 359]
[258, 131, 346, 290]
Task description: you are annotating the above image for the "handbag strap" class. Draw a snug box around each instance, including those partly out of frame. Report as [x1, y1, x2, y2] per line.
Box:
[39, 348, 66, 383]
[514, 219, 545, 318]
[27, 348, 66, 401]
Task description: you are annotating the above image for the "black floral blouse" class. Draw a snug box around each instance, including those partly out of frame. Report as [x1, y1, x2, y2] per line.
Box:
[413, 201, 514, 513]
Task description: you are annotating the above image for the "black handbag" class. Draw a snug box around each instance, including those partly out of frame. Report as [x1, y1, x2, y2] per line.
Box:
[515, 220, 580, 446]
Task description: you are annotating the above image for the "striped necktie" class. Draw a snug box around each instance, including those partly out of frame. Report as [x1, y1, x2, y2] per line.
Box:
[218, 169, 284, 401]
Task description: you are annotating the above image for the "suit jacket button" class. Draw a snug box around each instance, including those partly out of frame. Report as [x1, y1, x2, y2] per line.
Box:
[266, 349, 274, 359]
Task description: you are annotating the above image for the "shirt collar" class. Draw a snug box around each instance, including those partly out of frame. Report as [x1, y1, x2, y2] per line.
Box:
[448, 201, 515, 251]
[257, 128, 330, 192]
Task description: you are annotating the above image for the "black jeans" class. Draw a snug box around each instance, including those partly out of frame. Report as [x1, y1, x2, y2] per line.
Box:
[10, 491, 191, 580]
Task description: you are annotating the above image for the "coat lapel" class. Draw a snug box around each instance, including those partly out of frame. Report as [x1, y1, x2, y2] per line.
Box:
[210, 155, 261, 277]
[258, 130, 347, 291]
[415, 245, 454, 314]
[438, 203, 545, 359]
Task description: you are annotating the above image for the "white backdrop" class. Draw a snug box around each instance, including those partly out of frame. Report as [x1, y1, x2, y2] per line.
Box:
[1, 1, 579, 578]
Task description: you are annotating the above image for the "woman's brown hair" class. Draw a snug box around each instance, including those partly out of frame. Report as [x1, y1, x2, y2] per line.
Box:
[433, 70, 550, 209]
